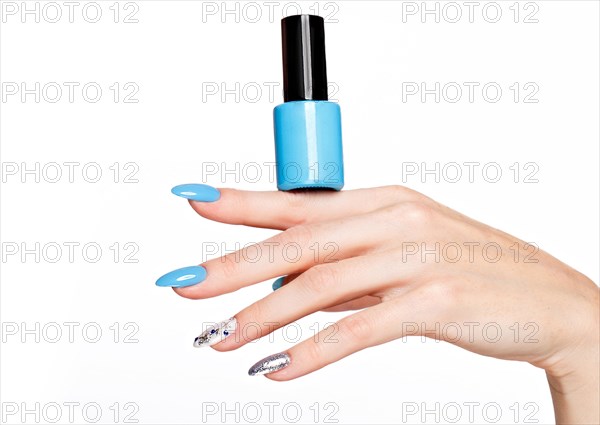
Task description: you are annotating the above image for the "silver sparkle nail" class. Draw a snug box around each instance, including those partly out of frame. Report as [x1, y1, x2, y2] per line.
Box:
[248, 353, 290, 376]
[193, 317, 237, 348]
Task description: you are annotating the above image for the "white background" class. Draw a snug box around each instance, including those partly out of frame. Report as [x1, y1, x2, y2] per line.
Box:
[1, 1, 598, 424]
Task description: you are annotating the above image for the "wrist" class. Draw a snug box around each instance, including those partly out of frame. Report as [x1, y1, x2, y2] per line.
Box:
[546, 279, 599, 424]
[547, 368, 599, 425]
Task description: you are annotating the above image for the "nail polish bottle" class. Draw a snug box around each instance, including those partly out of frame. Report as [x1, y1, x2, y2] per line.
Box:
[273, 15, 344, 191]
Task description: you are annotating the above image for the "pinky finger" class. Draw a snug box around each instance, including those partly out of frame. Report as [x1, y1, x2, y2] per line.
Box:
[248, 299, 410, 381]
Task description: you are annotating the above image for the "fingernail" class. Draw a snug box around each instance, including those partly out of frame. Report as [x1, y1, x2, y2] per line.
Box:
[272, 277, 285, 291]
[248, 353, 290, 376]
[155, 265, 207, 288]
[171, 184, 220, 202]
[194, 317, 237, 348]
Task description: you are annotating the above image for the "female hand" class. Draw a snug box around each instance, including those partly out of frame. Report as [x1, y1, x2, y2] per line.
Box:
[156, 184, 599, 424]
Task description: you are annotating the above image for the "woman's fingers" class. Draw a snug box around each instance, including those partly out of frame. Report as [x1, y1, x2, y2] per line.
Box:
[185, 186, 420, 230]
[174, 215, 383, 299]
[244, 276, 457, 380]
[209, 252, 414, 351]
[255, 300, 408, 380]
[258, 288, 443, 380]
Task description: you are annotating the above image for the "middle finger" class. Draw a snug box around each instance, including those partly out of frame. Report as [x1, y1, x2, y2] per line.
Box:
[174, 214, 384, 299]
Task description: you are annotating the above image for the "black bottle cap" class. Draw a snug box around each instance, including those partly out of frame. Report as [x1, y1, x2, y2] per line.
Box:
[281, 14, 328, 102]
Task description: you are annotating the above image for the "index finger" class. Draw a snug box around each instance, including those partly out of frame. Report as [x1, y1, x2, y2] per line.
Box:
[171, 184, 421, 230]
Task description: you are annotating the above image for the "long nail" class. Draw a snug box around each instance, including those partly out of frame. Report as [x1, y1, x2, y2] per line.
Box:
[194, 317, 237, 348]
[155, 265, 207, 288]
[272, 277, 285, 291]
[171, 184, 220, 202]
[248, 353, 290, 376]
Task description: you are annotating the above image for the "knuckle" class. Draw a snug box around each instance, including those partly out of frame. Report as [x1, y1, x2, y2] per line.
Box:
[400, 201, 434, 223]
[384, 201, 437, 226]
[282, 190, 311, 209]
[379, 185, 426, 203]
[382, 185, 412, 200]
[245, 301, 268, 332]
[218, 252, 241, 280]
[419, 278, 463, 310]
[280, 224, 314, 248]
[280, 191, 312, 225]
[337, 314, 373, 343]
[241, 318, 264, 342]
[301, 265, 340, 294]
[303, 338, 327, 365]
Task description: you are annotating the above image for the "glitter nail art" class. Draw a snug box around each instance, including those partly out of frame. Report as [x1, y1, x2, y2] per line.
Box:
[248, 353, 290, 376]
[193, 317, 237, 348]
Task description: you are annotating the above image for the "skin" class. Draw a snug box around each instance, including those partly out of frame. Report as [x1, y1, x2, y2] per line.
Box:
[172, 186, 599, 424]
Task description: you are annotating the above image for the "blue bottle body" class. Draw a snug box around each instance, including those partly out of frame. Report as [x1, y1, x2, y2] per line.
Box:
[273, 100, 344, 191]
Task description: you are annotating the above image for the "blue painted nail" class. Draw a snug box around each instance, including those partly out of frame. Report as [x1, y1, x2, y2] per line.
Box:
[272, 277, 285, 291]
[171, 184, 220, 202]
[156, 265, 207, 288]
